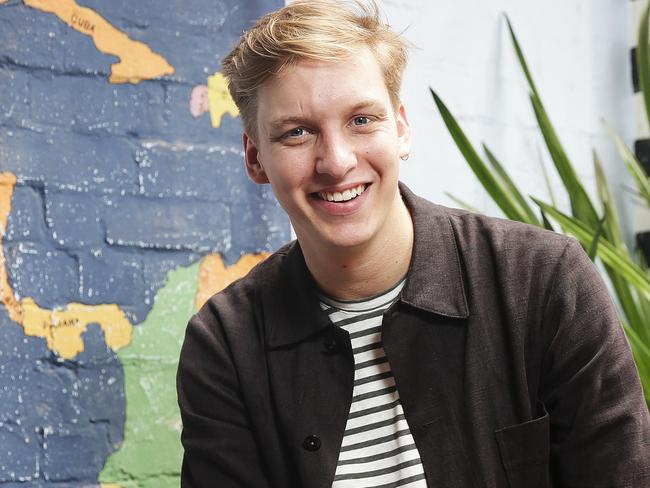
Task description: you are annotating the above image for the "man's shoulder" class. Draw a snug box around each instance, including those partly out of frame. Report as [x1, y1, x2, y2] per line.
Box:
[404, 184, 573, 260]
[406, 190, 585, 303]
[401, 185, 586, 312]
[455, 207, 571, 251]
[418, 194, 575, 261]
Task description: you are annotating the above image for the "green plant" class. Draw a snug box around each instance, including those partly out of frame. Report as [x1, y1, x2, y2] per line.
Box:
[431, 10, 650, 406]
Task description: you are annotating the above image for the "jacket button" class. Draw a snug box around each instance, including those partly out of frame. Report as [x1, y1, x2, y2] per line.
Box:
[323, 336, 338, 353]
[302, 435, 321, 452]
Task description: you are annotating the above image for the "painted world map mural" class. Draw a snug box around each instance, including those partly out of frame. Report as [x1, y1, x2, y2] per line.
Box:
[0, 0, 287, 486]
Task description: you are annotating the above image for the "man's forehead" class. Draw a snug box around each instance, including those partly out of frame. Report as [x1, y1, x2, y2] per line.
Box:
[261, 47, 383, 91]
[256, 51, 389, 117]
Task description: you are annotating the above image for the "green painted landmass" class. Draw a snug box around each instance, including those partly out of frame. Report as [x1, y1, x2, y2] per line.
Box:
[99, 262, 200, 488]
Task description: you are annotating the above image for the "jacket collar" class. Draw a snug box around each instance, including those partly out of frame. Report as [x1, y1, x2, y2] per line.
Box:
[264, 182, 469, 349]
[399, 182, 469, 319]
[264, 243, 333, 348]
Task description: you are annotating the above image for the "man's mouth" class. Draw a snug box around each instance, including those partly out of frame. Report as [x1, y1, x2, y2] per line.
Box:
[315, 184, 367, 202]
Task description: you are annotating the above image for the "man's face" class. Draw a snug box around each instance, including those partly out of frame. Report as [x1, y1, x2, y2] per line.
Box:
[244, 47, 411, 253]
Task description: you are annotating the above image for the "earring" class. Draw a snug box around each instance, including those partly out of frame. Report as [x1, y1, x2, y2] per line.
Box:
[400, 154, 410, 161]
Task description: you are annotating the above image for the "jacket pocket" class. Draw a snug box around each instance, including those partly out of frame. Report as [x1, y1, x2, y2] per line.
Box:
[494, 407, 550, 488]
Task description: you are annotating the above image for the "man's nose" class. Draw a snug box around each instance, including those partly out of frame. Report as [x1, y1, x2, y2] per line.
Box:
[314, 132, 357, 178]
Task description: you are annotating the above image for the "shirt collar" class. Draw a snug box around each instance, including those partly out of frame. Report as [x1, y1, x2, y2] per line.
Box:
[264, 182, 469, 349]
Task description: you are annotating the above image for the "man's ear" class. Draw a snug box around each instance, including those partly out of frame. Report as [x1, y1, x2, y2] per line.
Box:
[243, 132, 269, 184]
[396, 103, 412, 160]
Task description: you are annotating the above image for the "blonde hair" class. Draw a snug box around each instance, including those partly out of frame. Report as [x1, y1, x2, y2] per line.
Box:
[221, 0, 409, 139]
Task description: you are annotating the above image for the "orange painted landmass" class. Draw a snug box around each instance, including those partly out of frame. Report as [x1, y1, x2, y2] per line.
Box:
[194, 253, 268, 310]
[0, 172, 131, 359]
[0, 173, 21, 324]
[24, 0, 175, 84]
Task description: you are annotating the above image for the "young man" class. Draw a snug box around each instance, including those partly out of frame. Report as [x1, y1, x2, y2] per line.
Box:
[176, 1, 650, 487]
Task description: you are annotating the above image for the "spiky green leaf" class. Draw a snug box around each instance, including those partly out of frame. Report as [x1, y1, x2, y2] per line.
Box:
[588, 213, 606, 261]
[593, 150, 625, 250]
[504, 15, 540, 100]
[537, 146, 557, 207]
[532, 199, 650, 299]
[607, 125, 650, 207]
[431, 89, 530, 223]
[444, 193, 482, 213]
[482, 144, 541, 225]
[529, 95, 600, 229]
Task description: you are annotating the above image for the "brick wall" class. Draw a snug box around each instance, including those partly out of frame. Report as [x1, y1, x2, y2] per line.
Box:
[0, 0, 286, 485]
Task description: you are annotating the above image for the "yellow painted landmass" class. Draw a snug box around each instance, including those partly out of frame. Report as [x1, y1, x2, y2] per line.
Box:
[24, 0, 175, 84]
[21, 299, 131, 359]
[208, 72, 239, 128]
[0, 172, 132, 359]
[0, 174, 16, 239]
[195, 253, 268, 310]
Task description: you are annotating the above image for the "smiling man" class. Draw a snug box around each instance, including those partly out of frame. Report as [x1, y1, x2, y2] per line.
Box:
[176, 1, 650, 487]
[245, 43, 412, 301]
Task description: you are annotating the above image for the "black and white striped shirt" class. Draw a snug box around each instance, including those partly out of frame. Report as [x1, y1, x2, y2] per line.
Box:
[320, 280, 428, 488]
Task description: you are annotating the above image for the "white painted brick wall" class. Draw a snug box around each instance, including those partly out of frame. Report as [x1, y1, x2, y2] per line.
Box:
[383, 0, 635, 236]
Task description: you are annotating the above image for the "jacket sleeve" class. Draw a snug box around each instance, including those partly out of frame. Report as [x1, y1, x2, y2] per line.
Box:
[540, 239, 650, 486]
[176, 305, 272, 488]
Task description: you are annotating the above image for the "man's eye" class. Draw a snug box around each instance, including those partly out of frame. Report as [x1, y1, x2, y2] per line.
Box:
[286, 127, 306, 138]
[352, 116, 370, 126]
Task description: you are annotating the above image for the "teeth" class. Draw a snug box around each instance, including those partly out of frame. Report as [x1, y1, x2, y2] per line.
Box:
[318, 184, 366, 202]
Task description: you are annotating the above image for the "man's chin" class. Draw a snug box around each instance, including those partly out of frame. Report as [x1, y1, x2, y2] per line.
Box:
[305, 226, 375, 253]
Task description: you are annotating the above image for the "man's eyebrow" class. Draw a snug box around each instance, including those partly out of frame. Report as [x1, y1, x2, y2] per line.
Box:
[269, 116, 308, 132]
[268, 99, 389, 132]
[348, 99, 387, 113]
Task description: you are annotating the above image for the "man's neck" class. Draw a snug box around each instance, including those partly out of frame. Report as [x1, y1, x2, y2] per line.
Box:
[299, 198, 414, 302]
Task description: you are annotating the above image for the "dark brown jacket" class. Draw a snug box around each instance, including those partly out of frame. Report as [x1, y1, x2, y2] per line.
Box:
[177, 184, 650, 487]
